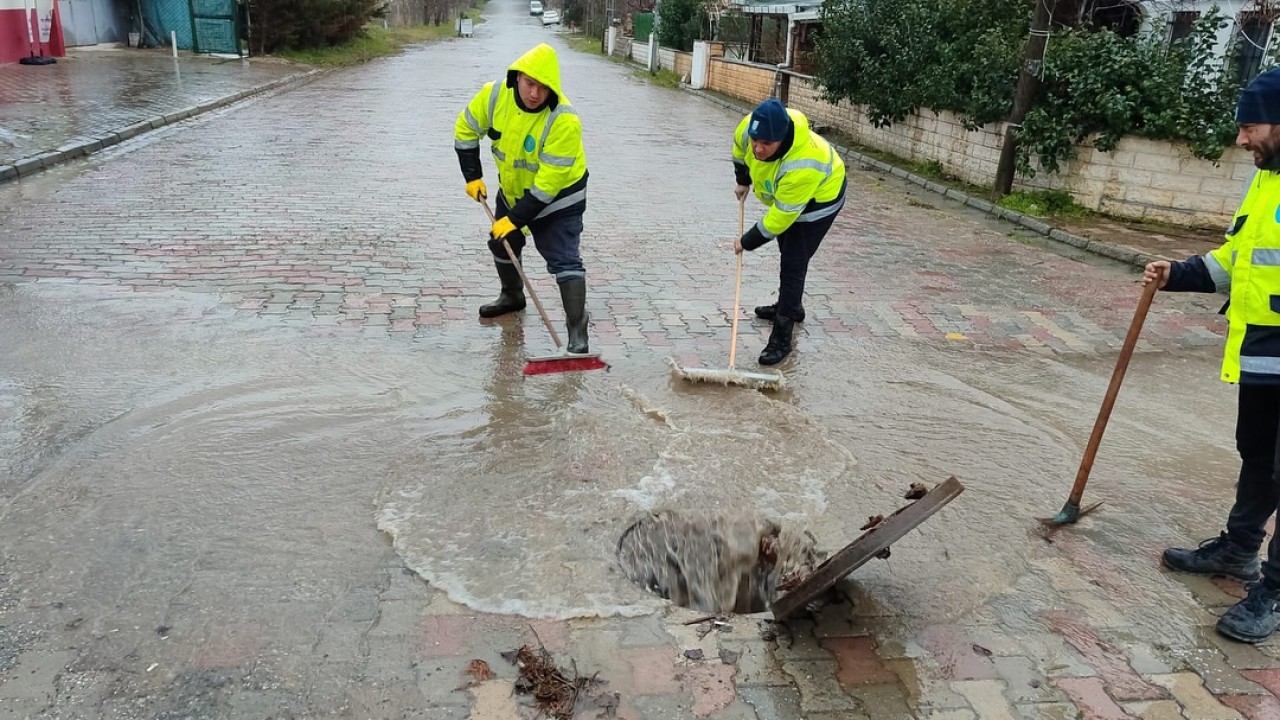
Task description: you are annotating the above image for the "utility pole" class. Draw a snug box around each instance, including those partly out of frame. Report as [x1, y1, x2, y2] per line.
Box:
[994, 0, 1056, 196]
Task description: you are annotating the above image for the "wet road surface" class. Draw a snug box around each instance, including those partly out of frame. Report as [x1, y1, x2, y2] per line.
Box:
[0, 1, 1270, 718]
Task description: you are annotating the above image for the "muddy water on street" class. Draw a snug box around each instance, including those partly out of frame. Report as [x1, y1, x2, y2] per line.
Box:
[0, 281, 1237, 643]
[0, 0, 1240, 644]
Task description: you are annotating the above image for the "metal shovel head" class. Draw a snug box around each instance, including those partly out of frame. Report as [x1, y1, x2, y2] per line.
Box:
[670, 360, 784, 391]
[1038, 500, 1105, 527]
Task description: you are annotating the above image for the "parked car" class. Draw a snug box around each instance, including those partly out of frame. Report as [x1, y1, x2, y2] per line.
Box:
[529, 1, 543, 15]
[541, 9, 560, 25]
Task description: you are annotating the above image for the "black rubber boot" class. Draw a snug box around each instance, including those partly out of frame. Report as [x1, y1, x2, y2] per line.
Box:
[479, 261, 526, 319]
[759, 315, 795, 366]
[1217, 582, 1280, 643]
[559, 278, 590, 354]
[754, 304, 805, 323]
[1162, 533, 1261, 583]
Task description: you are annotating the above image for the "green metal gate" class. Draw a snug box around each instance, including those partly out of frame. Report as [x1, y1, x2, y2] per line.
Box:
[633, 12, 653, 41]
[189, 0, 242, 55]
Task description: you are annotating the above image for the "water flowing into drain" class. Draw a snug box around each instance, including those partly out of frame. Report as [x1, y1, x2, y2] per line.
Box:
[616, 510, 820, 614]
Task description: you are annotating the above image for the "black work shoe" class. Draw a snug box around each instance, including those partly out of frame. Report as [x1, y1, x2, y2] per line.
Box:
[1217, 582, 1280, 643]
[759, 315, 795, 366]
[1162, 533, 1261, 583]
[754, 304, 805, 323]
[558, 278, 590, 354]
[479, 261, 526, 319]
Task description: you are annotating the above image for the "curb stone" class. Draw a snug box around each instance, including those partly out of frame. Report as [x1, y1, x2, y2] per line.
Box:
[675, 84, 1164, 270]
[0, 68, 327, 185]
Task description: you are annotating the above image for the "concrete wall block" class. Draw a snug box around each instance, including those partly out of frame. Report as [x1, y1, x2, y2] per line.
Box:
[1102, 168, 1152, 187]
[1139, 206, 1220, 227]
[1124, 186, 1176, 206]
[1233, 160, 1260, 180]
[1202, 175, 1249, 196]
[1075, 161, 1119, 182]
[1172, 193, 1229, 214]
[1105, 149, 1139, 167]
[1148, 172, 1214, 193]
[1131, 152, 1192, 174]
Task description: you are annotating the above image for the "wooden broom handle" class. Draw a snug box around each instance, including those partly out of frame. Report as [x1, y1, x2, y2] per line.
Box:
[728, 198, 746, 369]
[479, 198, 563, 350]
[1066, 278, 1159, 505]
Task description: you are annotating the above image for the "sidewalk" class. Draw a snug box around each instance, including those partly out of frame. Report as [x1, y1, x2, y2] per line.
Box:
[0, 47, 313, 181]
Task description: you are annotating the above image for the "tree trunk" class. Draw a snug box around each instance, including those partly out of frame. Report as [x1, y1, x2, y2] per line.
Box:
[994, 0, 1057, 196]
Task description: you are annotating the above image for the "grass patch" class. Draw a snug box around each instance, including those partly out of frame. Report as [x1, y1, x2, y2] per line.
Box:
[276, 6, 485, 66]
[563, 32, 607, 57]
[638, 67, 683, 89]
[997, 190, 1092, 219]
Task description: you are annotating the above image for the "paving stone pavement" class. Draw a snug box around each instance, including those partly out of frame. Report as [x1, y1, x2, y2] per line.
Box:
[0, 47, 303, 168]
[1, 3, 1275, 720]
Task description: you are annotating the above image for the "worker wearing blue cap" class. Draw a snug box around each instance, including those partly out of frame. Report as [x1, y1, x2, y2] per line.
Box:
[1146, 67, 1280, 643]
[732, 98, 847, 365]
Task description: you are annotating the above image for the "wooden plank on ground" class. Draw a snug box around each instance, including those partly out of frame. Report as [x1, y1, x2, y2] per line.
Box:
[770, 476, 965, 620]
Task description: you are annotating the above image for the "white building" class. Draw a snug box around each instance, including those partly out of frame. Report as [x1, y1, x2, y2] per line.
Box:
[1123, 1, 1273, 81]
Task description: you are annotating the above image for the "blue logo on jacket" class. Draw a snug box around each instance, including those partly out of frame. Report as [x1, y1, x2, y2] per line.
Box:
[764, 180, 774, 193]
[524, 135, 536, 152]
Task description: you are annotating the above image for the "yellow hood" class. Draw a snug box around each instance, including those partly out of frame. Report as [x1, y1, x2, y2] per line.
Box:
[508, 44, 566, 105]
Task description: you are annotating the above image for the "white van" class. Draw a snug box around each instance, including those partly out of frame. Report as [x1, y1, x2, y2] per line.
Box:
[529, 1, 543, 15]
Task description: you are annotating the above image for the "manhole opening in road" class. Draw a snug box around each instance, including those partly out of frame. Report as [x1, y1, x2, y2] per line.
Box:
[616, 509, 820, 614]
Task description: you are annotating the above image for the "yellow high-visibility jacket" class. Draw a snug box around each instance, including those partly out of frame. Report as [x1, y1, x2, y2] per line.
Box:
[1166, 170, 1280, 383]
[733, 109, 845, 248]
[454, 44, 587, 226]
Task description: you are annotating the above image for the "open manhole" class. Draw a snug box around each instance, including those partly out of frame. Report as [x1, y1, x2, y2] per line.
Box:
[616, 510, 821, 614]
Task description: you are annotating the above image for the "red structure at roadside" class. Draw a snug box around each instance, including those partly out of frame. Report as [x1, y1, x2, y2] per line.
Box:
[1, 0, 66, 64]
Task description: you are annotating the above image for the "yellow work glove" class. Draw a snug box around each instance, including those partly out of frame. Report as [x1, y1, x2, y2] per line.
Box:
[466, 179, 487, 201]
[490, 216, 518, 240]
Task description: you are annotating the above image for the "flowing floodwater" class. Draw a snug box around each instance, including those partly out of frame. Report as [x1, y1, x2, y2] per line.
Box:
[616, 508, 821, 614]
[0, 282, 1236, 636]
[373, 330, 855, 618]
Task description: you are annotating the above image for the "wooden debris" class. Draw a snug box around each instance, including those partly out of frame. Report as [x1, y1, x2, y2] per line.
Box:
[771, 477, 966, 619]
[503, 643, 612, 720]
[905, 483, 928, 500]
[860, 515, 885, 531]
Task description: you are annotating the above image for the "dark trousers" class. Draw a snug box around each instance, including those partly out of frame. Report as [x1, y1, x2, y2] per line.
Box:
[772, 192, 842, 320]
[491, 193, 585, 284]
[1227, 384, 1280, 584]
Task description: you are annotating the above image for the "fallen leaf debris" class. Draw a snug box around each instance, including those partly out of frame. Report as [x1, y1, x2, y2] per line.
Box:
[502, 643, 615, 719]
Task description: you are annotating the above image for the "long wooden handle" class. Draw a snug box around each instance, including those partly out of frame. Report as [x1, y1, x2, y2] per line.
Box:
[479, 198, 563, 350]
[1067, 278, 1159, 505]
[728, 198, 746, 369]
